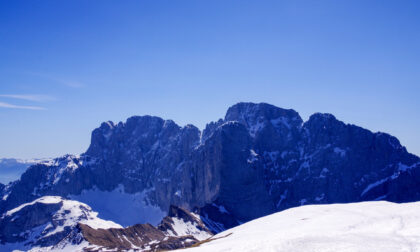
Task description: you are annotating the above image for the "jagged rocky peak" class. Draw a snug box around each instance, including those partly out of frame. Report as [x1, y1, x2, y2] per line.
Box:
[86, 115, 200, 158]
[302, 112, 409, 155]
[302, 112, 349, 147]
[202, 119, 224, 142]
[303, 112, 358, 137]
[307, 112, 337, 122]
[224, 102, 303, 136]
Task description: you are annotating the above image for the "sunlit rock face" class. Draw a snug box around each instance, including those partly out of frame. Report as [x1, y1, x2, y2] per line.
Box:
[1, 102, 419, 229]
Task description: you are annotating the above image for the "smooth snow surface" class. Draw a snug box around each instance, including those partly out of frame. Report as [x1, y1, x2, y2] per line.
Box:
[184, 201, 420, 252]
[70, 185, 166, 226]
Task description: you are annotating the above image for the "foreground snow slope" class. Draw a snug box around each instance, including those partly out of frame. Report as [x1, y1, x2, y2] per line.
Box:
[184, 201, 420, 252]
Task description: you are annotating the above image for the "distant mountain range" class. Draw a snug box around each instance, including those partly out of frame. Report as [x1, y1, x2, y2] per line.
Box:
[0, 158, 51, 184]
[1, 102, 419, 251]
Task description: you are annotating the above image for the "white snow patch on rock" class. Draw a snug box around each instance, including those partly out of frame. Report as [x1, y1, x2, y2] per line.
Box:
[70, 185, 166, 227]
[247, 149, 259, 163]
[5, 196, 62, 216]
[270, 116, 291, 129]
[361, 162, 420, 197]
[333, 147, 346, 157]
[169, 218, 212, 241]
[249, 120, 265, 137]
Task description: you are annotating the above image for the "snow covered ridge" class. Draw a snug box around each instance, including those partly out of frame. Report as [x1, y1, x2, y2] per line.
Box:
[0, 196, 122, 251]
[0, 197, 213, 251]
[4, 196, 63, 216]
[2, 196, 122, 229]
[184, 201, 420, 252]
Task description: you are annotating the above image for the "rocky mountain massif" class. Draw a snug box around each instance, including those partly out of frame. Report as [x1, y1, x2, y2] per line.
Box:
[1, 102, 419, 251]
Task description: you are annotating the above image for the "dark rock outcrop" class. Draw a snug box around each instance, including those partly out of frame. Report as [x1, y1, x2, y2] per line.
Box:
[158, 205, 213, 237]
[77, 204, 213, 251]
[79, 223, 197, 251]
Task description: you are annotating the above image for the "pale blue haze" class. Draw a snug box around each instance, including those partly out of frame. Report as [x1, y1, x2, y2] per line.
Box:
[0, 0, 419, 158]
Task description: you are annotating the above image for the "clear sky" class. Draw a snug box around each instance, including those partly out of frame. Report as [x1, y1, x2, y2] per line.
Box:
[0, 0, 419, 159]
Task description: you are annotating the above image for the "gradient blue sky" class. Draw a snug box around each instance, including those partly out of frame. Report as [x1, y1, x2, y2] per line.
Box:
[0, 0, 419, 158]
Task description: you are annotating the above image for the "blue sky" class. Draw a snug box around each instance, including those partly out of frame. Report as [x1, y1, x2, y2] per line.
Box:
[0, 0, 419, 158]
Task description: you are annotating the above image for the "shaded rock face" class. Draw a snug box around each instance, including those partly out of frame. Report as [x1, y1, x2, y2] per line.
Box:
[211, 122, 275, 221]
[158, 205, 213, 239]
[266, 113, 420, 211]
[1, 102, 420, 229]
[0, 201, 62, 245]
[0, 183, 4, 197]
[195, 202, 241, 233]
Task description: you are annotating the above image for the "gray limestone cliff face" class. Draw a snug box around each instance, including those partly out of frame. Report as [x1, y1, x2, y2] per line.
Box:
[209, 121, 275, 221]
[85, 116, 201, 193]
[261, 111, 420, 211]
[0, 183, 4, 198]
[1, 102, 419, 228]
